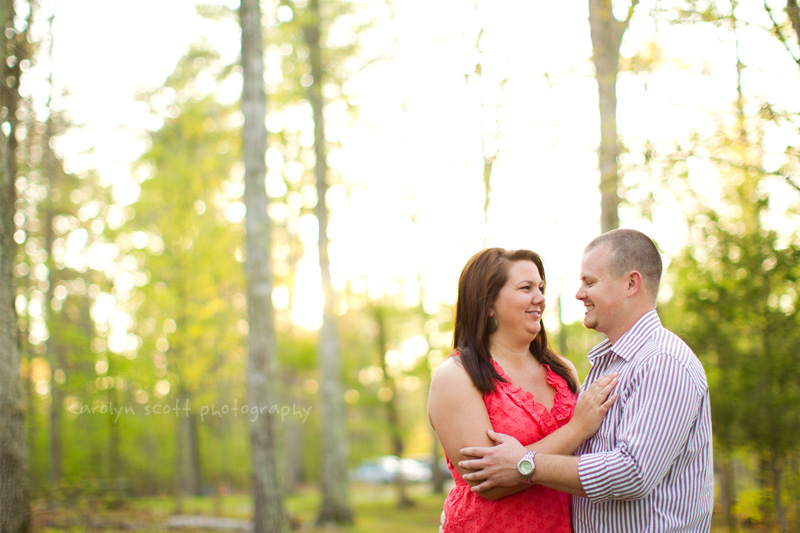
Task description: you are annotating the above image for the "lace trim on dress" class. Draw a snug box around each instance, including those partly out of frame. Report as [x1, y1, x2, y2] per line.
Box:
[488, 359, 575, 433]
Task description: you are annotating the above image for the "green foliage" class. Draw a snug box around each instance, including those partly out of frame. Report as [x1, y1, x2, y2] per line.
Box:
[663, 150, 800, 527]
[116, 45, 251, 496]
[556, 320, 602, 382]
[14, 43, 124, 497]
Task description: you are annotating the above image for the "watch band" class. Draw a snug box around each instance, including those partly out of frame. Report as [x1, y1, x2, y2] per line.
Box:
[517, 450, 537, 484]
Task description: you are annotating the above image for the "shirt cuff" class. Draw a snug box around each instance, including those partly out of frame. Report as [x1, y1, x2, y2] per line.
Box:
[577, 452, 613, 502]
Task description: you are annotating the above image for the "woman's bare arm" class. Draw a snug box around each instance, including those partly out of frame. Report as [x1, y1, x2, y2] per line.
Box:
[428, 357, 529, 501]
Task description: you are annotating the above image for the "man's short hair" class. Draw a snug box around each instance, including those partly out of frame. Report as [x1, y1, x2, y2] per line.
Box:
[586, 229, 662, 303]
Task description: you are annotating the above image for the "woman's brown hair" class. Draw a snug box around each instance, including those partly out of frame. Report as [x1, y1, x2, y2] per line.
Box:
[453, 248, 578, 395]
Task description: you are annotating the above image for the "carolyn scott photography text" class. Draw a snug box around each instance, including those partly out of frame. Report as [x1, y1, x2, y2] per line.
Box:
[67, 398, 313, 424]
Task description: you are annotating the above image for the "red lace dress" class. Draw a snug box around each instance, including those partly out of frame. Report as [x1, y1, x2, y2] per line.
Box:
[442, 359, 577, 532]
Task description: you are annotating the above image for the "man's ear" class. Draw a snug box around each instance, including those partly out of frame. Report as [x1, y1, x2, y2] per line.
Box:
[626, 271, 644, 298]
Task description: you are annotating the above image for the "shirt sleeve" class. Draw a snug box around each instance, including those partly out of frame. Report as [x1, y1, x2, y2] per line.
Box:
[577, 347, 704, 502]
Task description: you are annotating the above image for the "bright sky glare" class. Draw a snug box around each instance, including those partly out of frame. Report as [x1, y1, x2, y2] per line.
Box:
[40, 0, 800, 333]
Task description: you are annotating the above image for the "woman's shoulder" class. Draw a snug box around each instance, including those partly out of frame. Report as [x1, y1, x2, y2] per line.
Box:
[431, 353, 469, 384]
[432, 353, 489, 398]
[428, 353, 483, 422]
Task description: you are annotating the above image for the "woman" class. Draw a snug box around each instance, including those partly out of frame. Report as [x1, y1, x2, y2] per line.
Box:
[428, 248, 617, 532]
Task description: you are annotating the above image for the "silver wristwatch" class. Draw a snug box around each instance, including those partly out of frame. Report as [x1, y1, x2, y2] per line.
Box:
[516, 450, 537, 484]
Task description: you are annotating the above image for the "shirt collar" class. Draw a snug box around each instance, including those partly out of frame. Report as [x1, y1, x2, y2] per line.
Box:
[587, 310, 662, 364]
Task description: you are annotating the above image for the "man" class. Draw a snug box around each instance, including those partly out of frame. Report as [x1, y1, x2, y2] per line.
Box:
[457, 229, 713, 532]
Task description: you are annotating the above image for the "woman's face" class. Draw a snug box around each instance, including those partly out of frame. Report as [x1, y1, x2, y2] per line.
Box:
[490, 260, 545, 340]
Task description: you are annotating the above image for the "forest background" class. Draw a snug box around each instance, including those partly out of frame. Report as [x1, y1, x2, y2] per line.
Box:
[1, 0, 800, 532]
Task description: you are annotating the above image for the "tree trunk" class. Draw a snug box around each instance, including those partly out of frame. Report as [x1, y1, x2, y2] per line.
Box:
[303, 0, 353, 525]
[107, 386, 122, 506]
[285, 419, 303, 492]
[482, 157, 494, 247]
[240, 0, 290, 531]
[791, 454, 800, 531]
[470, 20, 506, 247]
[43, 147, 62, 502]
[283, 369, 305, 493]
[373, 306, 413, 508]
[416, 274, 445, 495]
[0, 0, 33, 528]
[41, 6, 64, 498]
[772, 451, 787, 533]
[588, 0, 638, 232]
[758, 455, 772, 531]
[49, 363, 63, 492]
[174, 390, 202, 503]
[188, 412, 203, 496]
[719, 451, 737, 533]
[174, 398, 186, 514]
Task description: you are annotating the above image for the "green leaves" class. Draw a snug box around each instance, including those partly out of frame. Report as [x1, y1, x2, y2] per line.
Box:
[664, 168, 800, 526]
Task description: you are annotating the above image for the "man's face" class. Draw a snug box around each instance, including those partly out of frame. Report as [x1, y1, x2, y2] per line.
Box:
[575, 244, 628, 338]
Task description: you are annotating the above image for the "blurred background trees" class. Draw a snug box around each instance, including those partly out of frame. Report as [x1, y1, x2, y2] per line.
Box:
[1, 0, 799, 531]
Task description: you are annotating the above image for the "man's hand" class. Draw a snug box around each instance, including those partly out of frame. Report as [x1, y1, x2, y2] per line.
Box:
[458, 430, 527, 492]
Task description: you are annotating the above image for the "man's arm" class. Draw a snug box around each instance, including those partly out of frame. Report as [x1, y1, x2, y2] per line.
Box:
[459, 430, 589, 496]
[457, 373, 618, 493]
[526, 453, 585, 496]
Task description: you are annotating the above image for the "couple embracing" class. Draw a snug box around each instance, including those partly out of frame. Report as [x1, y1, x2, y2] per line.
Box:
[428, 229, 714, 532]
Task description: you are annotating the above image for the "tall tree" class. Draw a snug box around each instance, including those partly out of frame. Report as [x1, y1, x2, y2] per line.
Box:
[40, 11, 66, 497]
[370, 303, 413, 507]
[0, 0, 32, 530]
[302, 0, 353, 524]
[41, 111, 67, 503]
[588, 0, 639, 231]
[464, 2, 508, 245]
[240, 0, 290, 531]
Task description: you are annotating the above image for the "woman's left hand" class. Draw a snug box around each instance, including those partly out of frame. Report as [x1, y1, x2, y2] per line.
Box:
[569, 373, 618, 439]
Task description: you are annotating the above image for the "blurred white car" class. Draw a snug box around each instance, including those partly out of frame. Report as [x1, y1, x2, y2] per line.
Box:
[351, 455, 433, 484]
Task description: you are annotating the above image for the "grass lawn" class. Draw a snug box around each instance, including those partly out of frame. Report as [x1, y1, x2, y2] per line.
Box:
[32, 483, 743, 532]
[33, 483, 449, 532]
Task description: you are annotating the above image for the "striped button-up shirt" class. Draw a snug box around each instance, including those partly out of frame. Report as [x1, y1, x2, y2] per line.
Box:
[572, 310, 713, 532]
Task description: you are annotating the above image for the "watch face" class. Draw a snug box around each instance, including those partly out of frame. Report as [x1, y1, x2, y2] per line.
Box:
[518, 460, 533, 476]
